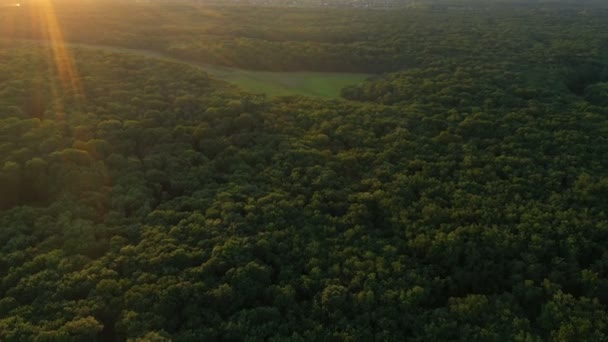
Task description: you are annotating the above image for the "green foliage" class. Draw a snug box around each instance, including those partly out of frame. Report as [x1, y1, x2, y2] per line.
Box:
[1, 2, 608, 341]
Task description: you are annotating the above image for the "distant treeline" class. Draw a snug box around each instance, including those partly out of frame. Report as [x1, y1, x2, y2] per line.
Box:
[2, 1, 607, 73]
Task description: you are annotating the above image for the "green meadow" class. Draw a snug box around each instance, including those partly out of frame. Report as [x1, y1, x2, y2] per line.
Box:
[204, 66, 372, 98]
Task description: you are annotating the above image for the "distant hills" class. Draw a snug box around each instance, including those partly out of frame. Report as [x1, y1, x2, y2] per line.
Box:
[194, 0, 414, 8]
[179, 0, 608, 9]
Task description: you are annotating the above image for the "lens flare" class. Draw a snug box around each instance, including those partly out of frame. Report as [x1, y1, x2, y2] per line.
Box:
[29, 0, 84, 104]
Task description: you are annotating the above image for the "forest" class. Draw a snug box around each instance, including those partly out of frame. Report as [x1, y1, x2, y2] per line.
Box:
[1, 0, 608, 341]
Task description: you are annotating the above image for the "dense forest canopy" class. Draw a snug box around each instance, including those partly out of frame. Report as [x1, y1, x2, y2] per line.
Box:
[1, 0, 608, 341]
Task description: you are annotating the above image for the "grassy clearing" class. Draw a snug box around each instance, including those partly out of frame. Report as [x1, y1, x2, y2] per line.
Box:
[209, 67, 372, 98]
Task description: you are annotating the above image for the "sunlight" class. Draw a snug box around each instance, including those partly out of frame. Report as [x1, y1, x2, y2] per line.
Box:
[29, 0, 83, 106]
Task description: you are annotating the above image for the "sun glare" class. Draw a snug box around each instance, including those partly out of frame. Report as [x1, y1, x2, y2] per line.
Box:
[29, 0, 83, 116]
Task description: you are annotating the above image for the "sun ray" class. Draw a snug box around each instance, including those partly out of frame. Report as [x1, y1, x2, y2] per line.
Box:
[29, 0, 83, 102]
